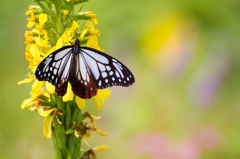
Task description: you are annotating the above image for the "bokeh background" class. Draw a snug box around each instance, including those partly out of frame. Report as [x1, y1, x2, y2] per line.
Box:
[1, 0, 240, 158]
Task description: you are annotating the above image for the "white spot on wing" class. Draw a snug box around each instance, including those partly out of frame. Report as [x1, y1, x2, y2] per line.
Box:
[98, 80, 102, 86]
[102, 72, 107, 78]
[109, 71, 113, 76]
[106, 66, 111, 71]
[98, 63, 106, 71]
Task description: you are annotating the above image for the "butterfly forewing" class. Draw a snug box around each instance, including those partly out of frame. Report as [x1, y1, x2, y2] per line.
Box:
[35, 46, 73, 96]
[80, 47, 135, 89]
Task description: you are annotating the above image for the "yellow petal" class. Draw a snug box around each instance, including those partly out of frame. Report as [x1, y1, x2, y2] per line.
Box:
[76, 96, 85, 109]
[80, 28, 89, 39]
[46, 82, 55, 94]
[27, 21, 35, 28]
[83, 130, 91, 138]
[56, 38, 63, 49]
[39, 108, 56, 117]
[93, 145, 109, 153]
[31, 80, 44, 93]
[71, 21, 79, 31]
[91, 115, 101, 120]
[21, 98, 34, 109]
[91, 17, 98, 25]
[82, 138, 90, 147]
[86, 21, 94, 29]
[62, 83, 74, 102]
[87, 35, 98, 49]
[30, 44, 40, 60]
[39, 13, 47, 26]
[97, 89, 111, 100]
[93, 96, 101, 111]
[92, 122, 108, 136]
[18, 78, 33, 85]
[43, 115, 54, 138]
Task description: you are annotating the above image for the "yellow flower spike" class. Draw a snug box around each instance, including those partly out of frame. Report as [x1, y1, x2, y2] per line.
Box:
[30, 44, 40, 60]
[39, 13, 47, 26]
[64, 10, 69, 15]
[43, 115, 54, 138]
[93, 145, 109, 153]
[31, 80, 44, 94]
[76, 96, 85, 109]
[39, 108, 56, 117]
[46, 82, 55, 94]
[63, 83, 74, 102]
[80, 28, 89, 39]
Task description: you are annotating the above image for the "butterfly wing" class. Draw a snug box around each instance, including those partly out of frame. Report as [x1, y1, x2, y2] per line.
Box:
[69, 52, 98, 99]
[80, 47, 135, 89]
[35, 46, 73, 96]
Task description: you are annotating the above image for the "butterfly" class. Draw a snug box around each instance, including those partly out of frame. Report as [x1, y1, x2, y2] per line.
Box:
[35, 38, 135, 99]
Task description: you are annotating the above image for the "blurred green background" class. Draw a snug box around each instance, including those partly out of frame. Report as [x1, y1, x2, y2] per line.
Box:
[1, 0, 240, 158]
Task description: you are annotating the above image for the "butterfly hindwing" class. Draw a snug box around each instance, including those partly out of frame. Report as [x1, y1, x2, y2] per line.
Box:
[80, 47, 135, 89]
[69, 53, 98, 99]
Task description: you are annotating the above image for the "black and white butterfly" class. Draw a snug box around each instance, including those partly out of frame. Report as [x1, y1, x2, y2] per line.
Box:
[35, 38, 135, 99]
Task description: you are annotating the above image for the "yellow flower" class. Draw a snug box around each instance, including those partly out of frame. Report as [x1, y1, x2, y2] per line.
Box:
[80, 22, 101, 50]
[93, 89, 111, 111]
[85, 12, 98, 25]
[64, 10, 69, 15]
[32, 13, 47, 34]
[26, 11, 36, 28]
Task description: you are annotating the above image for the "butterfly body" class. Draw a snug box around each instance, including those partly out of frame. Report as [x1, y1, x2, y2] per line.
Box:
[35, 38, 135, 99]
